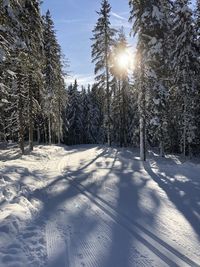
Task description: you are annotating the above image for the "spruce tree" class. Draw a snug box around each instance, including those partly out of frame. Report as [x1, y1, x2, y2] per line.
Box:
[0, 0, 29, 153]
[171, 0, 198, 156]
[129, 0, 171, 159]
[0, 0, 23, 145]
[66, 80, 83, 145]
[195, 0, 200, 152]
[86, 88, 98, 143]
[91, 0, 116, 146]
[23, 0, 44, 151]
[110, 28, 131, 147]
[43, 10, 66, 145]
[195, 0, 200, 40]
[81, 87, 90, 144]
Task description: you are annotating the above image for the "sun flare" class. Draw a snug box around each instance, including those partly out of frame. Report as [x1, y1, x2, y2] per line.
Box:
[116, 52, 130, 70]
[115, 49, 135, 72]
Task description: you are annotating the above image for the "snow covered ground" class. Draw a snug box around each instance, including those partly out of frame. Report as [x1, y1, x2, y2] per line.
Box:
[0, 144, 199, 267]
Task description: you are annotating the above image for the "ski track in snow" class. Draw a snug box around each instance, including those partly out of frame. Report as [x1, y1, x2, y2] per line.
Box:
[0, 144, 200, 267]
[46, 220, 67, 267]
[63, 177, 199, 267]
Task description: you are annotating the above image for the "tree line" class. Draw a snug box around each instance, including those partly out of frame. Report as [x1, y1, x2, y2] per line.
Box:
[91, 0, 200, 159]
[0, 0, 200, 160]
[0, 1, 66, 153]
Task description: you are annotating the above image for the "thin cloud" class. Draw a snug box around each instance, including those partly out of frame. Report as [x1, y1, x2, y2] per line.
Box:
[111, 19, 131, 30]
[110, 11, 131, 30]
[111, 11, 127, 21]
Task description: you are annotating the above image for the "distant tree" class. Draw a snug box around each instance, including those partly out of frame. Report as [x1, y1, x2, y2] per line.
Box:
[66, 80, 83, 145]
[87, 85, 103, 143]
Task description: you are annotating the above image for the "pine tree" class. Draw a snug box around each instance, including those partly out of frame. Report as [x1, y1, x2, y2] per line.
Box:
[0, 0, 23, 144]
[171, 0, 199, 157]
[89, 84, 105, 143]
[91, 0, 116, 146]
[0, 0, 29, 153]
[0, 0, 45, 153]
[88, 85, 104, 143]
[81, 87, 90, 143]
[195, 0, 200, 41]
[110, 28, 131, 147]
[43, 10, 66, 145]
[0, 1, 66, 151]
[194, 0, 200, 153]
[66, 80, 83, 145]
[129, 0, 171, 159]
[23, 0, 44, 151]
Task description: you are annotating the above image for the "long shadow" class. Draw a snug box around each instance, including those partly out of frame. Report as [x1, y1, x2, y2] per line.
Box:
[0, 165, 48, 209]
[98, 151, 161, 267]
[1, 145, 198, 266]
[0, 167, 96, 266]
[64, 148, 162, 266]
[65, 147, 199, 266]
[0, 146, 107, 266]
[144, 161, 200, 237]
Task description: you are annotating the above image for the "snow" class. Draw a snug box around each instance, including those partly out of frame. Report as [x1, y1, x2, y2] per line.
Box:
[153, 98, 160, 105]
[150, 116, 160, 126]
[152, 6, 163, 21]
[1, 99, 9, 104]
[0, 48, 6, 63]
[6, 70, 16, 76]
[0, 144, 199, 267]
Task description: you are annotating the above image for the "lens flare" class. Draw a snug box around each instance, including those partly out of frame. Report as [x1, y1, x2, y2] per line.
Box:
[115, 48, 135, 72]
[116, 52, 130, 70]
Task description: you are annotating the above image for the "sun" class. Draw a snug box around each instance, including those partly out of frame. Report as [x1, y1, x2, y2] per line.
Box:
[115, 48, 135, 73]
[116, 52, 130, 70]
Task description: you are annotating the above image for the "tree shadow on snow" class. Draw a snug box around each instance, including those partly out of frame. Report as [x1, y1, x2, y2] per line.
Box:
[144, 161, 200, 237]
[1, 145, 199, 266]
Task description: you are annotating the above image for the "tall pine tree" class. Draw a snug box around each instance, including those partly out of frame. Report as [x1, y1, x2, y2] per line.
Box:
[91, 0, 116, 146]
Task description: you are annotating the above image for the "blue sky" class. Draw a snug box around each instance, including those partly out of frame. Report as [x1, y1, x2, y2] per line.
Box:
[41, 0, 195, 86]
[41, 0, 132, 86]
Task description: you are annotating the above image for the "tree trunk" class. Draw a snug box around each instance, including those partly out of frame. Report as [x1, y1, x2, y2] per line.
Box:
[140, 116, 146, 161]
[139, 69, 146, 161]
[18, 95, 24, 154]
[160, 140, 164, 157]
[48, 115, 52, 144]
[17, 70, 24, 155]
[28, 75, 33, 151]
[44, 123, 47, 144]
[37, 127, 40, 144]
[119, 79, 123, 147]
[106, 67, 111, 146]
[122, 80, 127, 147]
[188, 143, 192, 159]
[57, 98, 61, 145]
[183, 97, 187, 157]
[105, 31, 111, 147]
[159, 125, 164, 157]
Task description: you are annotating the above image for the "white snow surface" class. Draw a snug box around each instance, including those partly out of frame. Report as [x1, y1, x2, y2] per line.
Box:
[0, 144, 199, 267]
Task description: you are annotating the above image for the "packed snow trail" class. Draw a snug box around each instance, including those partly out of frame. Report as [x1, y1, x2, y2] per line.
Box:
[0, 145, 199, 267]
[65, 176, 199, 267]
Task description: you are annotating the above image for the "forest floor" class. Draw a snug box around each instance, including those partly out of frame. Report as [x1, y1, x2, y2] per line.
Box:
[0, 144, 199, 267]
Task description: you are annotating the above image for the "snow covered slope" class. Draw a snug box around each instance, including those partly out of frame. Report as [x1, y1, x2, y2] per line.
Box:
[0, 145, 199, 267]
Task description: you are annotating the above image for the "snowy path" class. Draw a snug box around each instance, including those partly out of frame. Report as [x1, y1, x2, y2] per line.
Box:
[0, 145, 199, 267]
